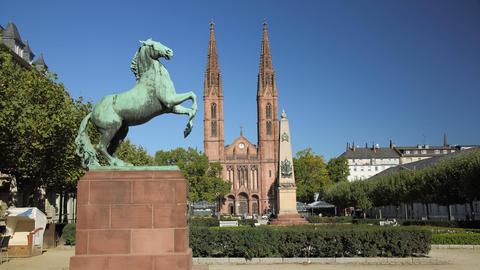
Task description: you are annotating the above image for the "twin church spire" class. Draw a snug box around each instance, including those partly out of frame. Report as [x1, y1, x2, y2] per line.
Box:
[258, 20, 276, 97]
[203, 20, 279, 162]
[204, 21, 222, 97]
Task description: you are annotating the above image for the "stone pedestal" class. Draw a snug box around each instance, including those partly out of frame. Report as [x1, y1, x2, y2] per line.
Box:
[270, 186, 308, 225]
[70, 168, 192, 270]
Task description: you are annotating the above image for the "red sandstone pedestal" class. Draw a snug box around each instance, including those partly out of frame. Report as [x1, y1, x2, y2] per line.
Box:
[270, 213, 308, 225]
[69, 169, 193, 270]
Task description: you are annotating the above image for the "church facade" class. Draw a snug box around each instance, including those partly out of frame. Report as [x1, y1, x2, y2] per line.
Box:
[203, 21, 280, 216]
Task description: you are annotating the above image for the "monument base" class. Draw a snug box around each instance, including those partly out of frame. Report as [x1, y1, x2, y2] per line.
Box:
[270, 212, 308, 225]
[69, 168, 193, 270]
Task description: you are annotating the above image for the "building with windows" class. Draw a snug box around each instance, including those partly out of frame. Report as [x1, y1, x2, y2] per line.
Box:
[0, 22, 47, 70]
[203, 21, 279, 216]
[341, 135, 478, 181]
[342, 143, 401, 181]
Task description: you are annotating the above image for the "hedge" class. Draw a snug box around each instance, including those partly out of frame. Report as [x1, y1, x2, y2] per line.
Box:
[189, 217, 255, 227]
[307, 216, 352, 224]
[402, 220, 480, 229]
[190, 225, 431, 259]
[62, 224, 76, 245]
[432, 233, 480, 245]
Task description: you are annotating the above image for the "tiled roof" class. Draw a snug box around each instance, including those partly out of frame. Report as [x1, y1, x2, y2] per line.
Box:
[341, 148, 400, 159]
[3, 22, 23, 44]
[377, 148, 480, 175]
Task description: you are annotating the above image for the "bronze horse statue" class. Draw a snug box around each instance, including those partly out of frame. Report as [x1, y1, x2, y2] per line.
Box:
[75, 39, 197, 168]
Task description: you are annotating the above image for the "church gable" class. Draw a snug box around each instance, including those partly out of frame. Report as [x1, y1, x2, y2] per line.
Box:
[225, 136, 257, 159]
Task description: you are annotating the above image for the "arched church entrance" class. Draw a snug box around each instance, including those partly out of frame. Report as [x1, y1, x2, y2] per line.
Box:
[251, 195, 260, 216]
[238, 193, 249, 216]
[227, 195, 236, 215]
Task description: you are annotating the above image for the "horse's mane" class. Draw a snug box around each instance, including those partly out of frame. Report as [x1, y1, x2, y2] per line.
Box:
[130, 44, 154, 81]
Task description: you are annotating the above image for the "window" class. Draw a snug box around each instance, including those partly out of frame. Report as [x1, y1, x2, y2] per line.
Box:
[421, 150, 427, 154]
[405, 150, 410, 154]
[211, 121, 217, 136]
[266, 121, 272, 135]
[211, 103, 217, 119]
[266, 103, 272, 119]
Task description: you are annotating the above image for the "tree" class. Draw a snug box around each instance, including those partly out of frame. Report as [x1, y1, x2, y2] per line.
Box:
[116, 139, 156, 166]
[293, 148, 331, 203]
[0, 50, 86, 206]
[155, 148, 230, 202]
[327, 156, 349, 183]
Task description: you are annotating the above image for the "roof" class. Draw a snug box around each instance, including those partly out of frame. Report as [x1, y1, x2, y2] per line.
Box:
[3, 22, 23, 44]
[377, 147, 480, 176]
[23, 41, 34, 58]
[33, 53, 46, 67]
[341, 147, 400, 159]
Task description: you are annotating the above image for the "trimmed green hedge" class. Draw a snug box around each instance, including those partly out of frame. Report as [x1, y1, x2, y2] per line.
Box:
[190, 225, 431, 259]
[307, 216, 352, 224]
[432, 233, 480, 245]
[189, 217, 255, 227]
[62, 224, 76, 245]
[402, 220, 480, 229]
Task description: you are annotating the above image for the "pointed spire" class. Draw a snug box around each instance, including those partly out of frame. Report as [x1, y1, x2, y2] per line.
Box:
[443, 133, 449, 147]
[204, 20, 221, 97]
[3, 22, 23, 43]
[240, 125, 244, 136]
[33, 53, 48, 71]
[257, 19, 276, 96]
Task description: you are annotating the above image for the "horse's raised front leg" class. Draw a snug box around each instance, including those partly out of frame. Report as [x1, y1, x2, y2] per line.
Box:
[172, 105, 195, 137]
[164, 91, 197, 137]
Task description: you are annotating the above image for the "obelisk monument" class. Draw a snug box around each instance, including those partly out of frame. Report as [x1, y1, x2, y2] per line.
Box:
[270, 110, 307, 225]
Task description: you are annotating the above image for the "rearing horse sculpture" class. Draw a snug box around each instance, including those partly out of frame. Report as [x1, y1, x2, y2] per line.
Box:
[75, 38, 197, 168]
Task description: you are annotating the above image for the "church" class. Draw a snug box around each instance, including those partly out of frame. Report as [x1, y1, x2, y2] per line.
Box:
[203, 21, 280, 216]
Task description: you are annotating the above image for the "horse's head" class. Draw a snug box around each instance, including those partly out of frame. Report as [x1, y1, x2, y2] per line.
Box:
[140, 38, 173, 60]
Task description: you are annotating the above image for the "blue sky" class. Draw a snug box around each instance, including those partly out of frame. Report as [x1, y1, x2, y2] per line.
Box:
[3, 0, 480, 160]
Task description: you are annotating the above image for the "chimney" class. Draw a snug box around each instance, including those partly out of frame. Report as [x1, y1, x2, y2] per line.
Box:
[352, 141, 356, 152]
[389, 139, 393, 149]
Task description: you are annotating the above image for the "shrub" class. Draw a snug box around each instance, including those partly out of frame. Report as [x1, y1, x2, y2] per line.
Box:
[402, 220, 480, 229]
[432, 233, 480, 245]
[189, 217, 255, 227]
[190, 225, 431, 259]
[352, 218, 382, 225]
[307, 216, 352, 224]
[62, 224, 76, 245]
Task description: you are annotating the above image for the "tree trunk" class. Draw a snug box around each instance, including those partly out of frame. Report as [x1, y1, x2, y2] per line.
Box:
[63, 193, 69, 223]
[425, 203, 430, 220]
[470, 201, 475, 221]
[58, 193, 64, 224]
[447, 204, 453, 221]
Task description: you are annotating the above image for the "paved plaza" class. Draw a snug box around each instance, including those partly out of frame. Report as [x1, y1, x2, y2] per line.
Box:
[0, 248, 479, 270]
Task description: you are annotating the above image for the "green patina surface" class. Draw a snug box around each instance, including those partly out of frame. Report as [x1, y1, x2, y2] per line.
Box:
[89, 165, 180, 171]
[75, 38, 197, 169]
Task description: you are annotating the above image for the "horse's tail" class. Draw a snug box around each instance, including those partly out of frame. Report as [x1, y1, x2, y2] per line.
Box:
[75, 112, 99, 168]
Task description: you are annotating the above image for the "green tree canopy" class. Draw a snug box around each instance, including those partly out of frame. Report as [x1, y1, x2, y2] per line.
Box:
[116, 139, 156, 166]
[155, 148, 230, 202]
[293, 148, 331, 203]
[0, 50, 87, 204]
[327, 156, 349, 183]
